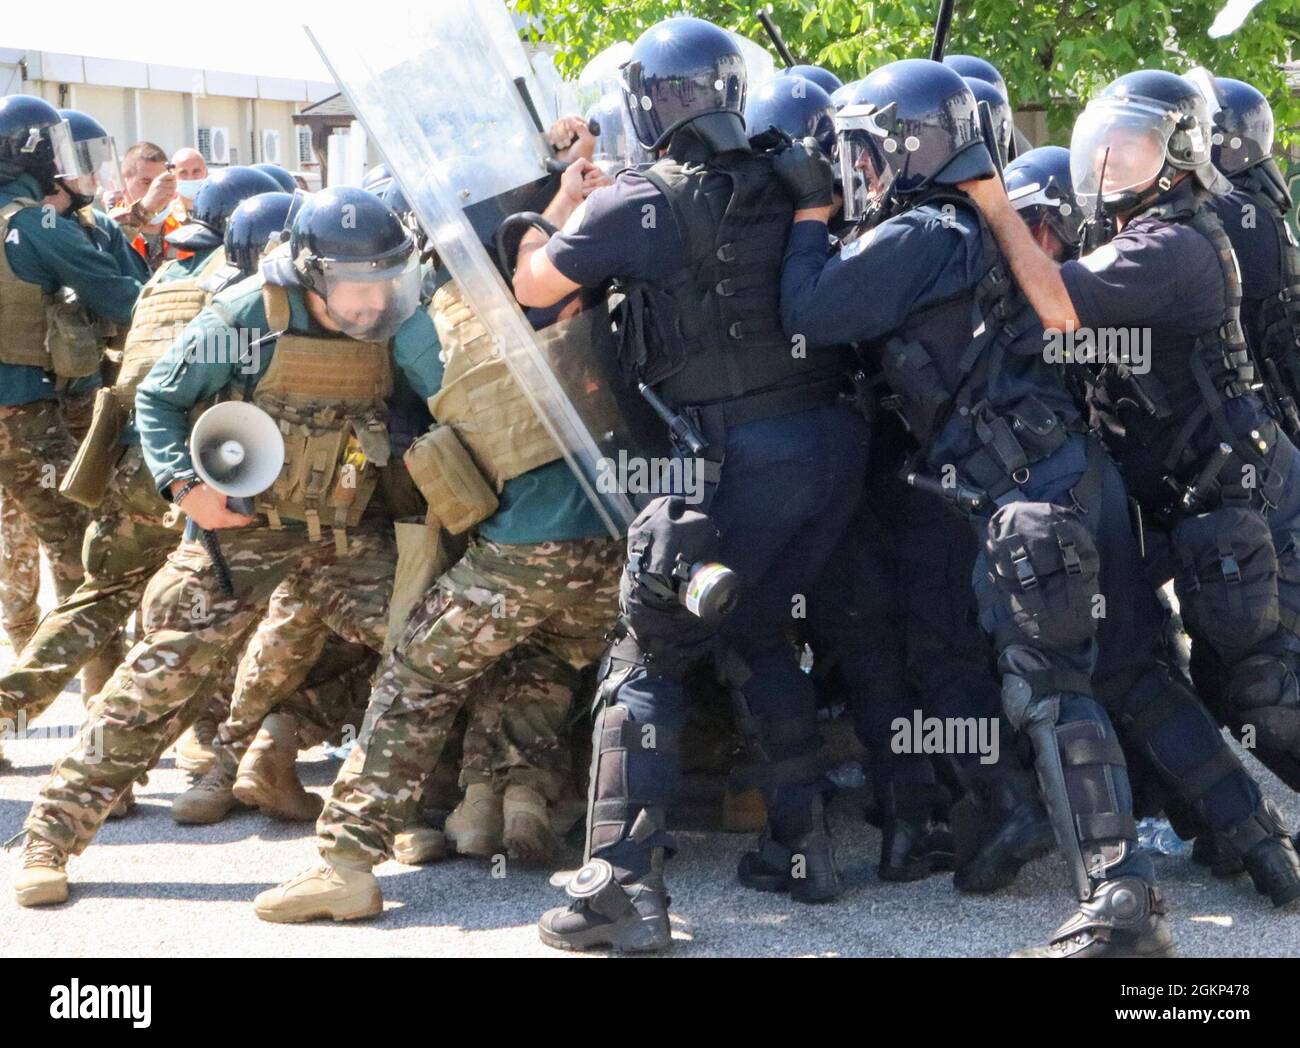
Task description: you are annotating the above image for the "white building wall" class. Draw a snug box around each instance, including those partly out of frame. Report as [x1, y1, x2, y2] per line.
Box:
[0, 51, 329, 173]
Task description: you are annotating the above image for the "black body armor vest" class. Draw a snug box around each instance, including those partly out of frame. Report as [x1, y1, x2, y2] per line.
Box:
[617, 133, 850, 412]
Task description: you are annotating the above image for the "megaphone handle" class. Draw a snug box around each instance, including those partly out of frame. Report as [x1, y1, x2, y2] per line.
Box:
[228, 496, 254, 516]
[185, 519, 236, 599]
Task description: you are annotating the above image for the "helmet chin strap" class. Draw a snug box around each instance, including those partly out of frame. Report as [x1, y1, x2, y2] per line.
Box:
[1102, 161, 1178, 219]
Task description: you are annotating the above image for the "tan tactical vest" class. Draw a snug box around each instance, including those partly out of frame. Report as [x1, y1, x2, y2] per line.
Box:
[0, 197, 54, 368]
[249, 283, 393, 547]
[428, 280, 560, 489]
[114, 246, 230, 409]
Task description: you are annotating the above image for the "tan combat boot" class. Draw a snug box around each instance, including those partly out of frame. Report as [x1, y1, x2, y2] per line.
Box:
[106, 784, 136, 820]
[444, 782, 504, 857]
[14, 834, 69, 908]
[174, 715, 220, 774]
[392, 825, 447, 866]
[253, 862, 382, 923]
[232, 714, 323, 822]
[502, 783, 558, 864]
[172, 754, 244, 825]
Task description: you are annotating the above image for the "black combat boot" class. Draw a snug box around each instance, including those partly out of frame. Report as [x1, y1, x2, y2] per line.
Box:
[537, 856, 672, 954]
[952, 765, 1056, 893]
[877, 780, 955, 883]
[1191, 832, 1245, 877]
[1230, 802, 1300, 909]
[1014, 877, 1176, 958]
[738, 799, 842, 903]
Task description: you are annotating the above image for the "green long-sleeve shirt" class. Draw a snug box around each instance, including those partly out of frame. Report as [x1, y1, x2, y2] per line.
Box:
[0, 174, 145, 405]
[138, 273, 610, 544]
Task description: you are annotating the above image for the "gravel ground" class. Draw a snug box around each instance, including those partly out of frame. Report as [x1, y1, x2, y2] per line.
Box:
[2, 567, 1299, 958]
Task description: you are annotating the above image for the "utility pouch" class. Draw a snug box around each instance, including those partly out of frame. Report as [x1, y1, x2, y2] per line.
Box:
[45, 289, 104, 379]
[59, 387, 126, 508]
[403, 424, 499, 535]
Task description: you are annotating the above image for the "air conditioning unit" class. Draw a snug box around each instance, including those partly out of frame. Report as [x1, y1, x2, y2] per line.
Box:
[197, 126, 231, 165]
[296, 126, 315, 167]
[260, 130, 281, 164]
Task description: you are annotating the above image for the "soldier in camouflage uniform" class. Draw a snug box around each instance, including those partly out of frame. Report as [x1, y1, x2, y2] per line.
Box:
[12, 187, 434, 908]
[0, 169, 283, 754]
[0, 98, 149, 772]
[254, 275, 622, 923]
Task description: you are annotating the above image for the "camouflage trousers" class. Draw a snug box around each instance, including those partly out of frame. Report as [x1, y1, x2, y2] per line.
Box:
[0, 445, 177, 723]
[0, 401, 88, 608]
[213, 562, 388, 759]
[317, 534, 622, 870]
[24, 521, 395, 855]
[0, 491, 40, 652]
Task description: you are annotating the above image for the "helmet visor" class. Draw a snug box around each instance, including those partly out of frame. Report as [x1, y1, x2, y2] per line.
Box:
[1070, 98, 1175, 210]
[45, 120, 80, 185]
[320, 251, 422, 342]
[836, 105, 895, 223]
[61, 135, 124, 204]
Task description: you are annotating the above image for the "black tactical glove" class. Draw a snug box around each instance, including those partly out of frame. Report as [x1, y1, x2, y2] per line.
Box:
[773, 136, 834, 210]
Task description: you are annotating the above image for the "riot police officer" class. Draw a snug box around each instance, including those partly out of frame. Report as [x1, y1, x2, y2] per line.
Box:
[1188, 77, 1300, 802]
[964, 69, 1300, 920]
[783, 58, 1288, 956]
[514, 15, 870, 952]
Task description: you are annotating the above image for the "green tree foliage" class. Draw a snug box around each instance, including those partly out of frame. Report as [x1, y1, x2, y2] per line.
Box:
[513, 0, 1299, 142]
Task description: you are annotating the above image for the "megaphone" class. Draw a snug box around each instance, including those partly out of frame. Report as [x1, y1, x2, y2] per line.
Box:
[189, 401, 285, 500]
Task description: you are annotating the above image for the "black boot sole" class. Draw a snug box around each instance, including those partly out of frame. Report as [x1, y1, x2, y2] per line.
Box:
[537, 919, 672, 954]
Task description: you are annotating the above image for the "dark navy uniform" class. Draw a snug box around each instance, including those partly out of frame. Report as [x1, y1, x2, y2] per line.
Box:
[548, 151, 869, 879]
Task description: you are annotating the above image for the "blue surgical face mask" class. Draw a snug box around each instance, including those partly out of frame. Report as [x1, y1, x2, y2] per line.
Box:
[177, 179, 205, 200]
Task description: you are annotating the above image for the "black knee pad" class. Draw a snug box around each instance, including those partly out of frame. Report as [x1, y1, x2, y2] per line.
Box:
[986, 503, 1101, 652]
[1173, 507, 1279, 661]
[1226, 649, 1300, 753]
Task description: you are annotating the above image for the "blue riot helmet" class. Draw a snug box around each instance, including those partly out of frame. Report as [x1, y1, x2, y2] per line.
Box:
[167, 165, 281, 250]
[782, 64, 844, 96]
[0, 95, 77, 196]
[361, 163, 391, 191]
[836, 59, 995, 223]
[963, 77, 1015, 168]
[1074, 69, 1229, 218]
[942, 55, 1008, 101]
[1005, 146, 1085, 251]
[252, 162, 298, 192]
[223, 191, 295, 277]
[1207, 77, 1274, 176]
[56, 109, 124, 208]
[288, 186, 421, 342]
[621, 16, 749, 154]
[830, 80, 862, 112]
[745, 75, 836, 155]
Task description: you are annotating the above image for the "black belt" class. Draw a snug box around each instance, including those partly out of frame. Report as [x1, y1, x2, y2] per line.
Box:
[683, 376, 849, 433]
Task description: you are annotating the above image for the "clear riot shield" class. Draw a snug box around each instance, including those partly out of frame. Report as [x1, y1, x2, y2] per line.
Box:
[731, 33, 776, 94]
[576, 41, 635, 114]
[306, 1, 667, 537]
